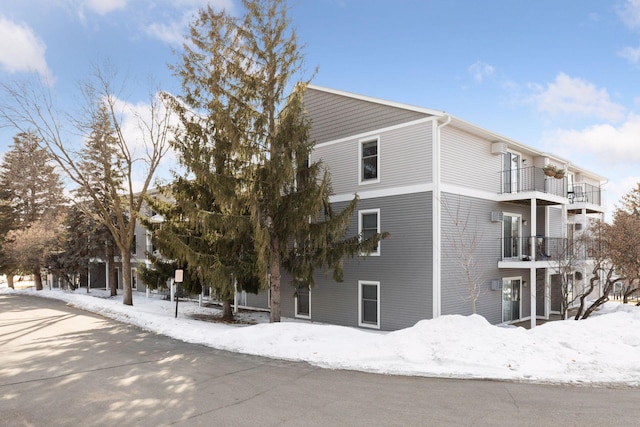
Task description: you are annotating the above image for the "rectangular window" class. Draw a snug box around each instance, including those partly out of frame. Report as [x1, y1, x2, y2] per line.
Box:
[359, 209, 380, 255]
[131, 234, 137, 255]
[360, 138, 379, 183]
[131, 268, 137, 290]
[295, 285, 311, 319]
[359, 280, 380, 329]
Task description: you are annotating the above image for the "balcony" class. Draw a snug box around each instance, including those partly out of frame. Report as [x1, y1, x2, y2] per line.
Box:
[499, 236, 597, 268]
[499, 167, 604, 211]
[501, 236, 566, 262]
[568, 183, 605, 213]
[500, 166, 567, 196]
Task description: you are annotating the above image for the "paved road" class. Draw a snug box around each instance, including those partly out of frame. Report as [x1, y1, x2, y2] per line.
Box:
[1, 294, 639, 427]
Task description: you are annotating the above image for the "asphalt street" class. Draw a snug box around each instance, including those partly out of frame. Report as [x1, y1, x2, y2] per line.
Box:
[1, 293, 639, 426]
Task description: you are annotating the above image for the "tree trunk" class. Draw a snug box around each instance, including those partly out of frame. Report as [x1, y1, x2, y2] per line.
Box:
[34, 269, 43, 291]
[122, 253, 133, 306]
[222, 300, 234, 321]
[269, 237, 281, 323]
[582, 279, 615, 319]
[7, 275, 14, 289]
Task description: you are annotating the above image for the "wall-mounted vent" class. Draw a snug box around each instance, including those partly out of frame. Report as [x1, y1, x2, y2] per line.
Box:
[575, 271, 583, 281]
[491, 211, 504, 222]
[574, 223, 583, 231]
[491, 279, 503, 291]
[491, 142, 507, 154]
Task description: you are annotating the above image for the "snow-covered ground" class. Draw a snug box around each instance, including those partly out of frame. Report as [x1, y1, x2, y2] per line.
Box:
[2, 285, 640, 387]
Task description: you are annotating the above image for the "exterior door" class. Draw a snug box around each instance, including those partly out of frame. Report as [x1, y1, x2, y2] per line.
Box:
[502, 278, 521, 322]
[503, 214, 521, 259]
[503, 152, 520, 193]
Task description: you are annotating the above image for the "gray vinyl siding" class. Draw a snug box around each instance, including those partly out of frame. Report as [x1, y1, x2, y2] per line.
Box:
[439, 194, 538, 324]
[440, 193, 502, 324]
[548, 206, 564, 237]
[278, 192, 433, 331]
[440, 125, 502, 193]
[312, 120, 433, 196]
[304, 88, 430, 144]
[243, 288, 269, 309]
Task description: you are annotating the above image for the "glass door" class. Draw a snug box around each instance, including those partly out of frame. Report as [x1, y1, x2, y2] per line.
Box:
[502, 278, 521, 322]
[503, 152, 520, 193]
[503, 214, 521, 259]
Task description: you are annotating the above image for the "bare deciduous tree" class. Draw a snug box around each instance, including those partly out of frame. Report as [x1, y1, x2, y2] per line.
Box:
[0, 68, 172, 305]
[442, 198, 485, 314]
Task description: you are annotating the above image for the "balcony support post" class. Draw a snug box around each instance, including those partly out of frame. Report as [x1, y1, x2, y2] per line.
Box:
[530, 197, 537, 329]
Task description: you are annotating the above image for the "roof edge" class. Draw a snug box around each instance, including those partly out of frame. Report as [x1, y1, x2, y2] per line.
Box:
[306, 84, 447, 117]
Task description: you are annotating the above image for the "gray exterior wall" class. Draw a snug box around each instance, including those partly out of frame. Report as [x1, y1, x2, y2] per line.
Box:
[440, 125, 503, 193]
[441, 193, 499, 324]
[548, 206, 564, 237]
[312, 120, 434, 196]
[275, 192, 433, 331]
[243, 287, 269, 309]
[304, 88, 430, 144]
[439, 193, 542, 324]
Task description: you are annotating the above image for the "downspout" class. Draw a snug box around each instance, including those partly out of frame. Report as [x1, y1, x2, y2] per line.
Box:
[433, 114, 451, 319]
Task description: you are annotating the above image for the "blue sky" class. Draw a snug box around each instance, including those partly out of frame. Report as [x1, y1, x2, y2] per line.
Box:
[1, 0, 639, 214]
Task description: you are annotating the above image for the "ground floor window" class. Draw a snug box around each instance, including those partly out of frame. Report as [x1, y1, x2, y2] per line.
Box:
[502, 277, 521, 322]
[358, 280, 380, 329]
[295, 285, 310, 318]
[131, 268, 137, 290]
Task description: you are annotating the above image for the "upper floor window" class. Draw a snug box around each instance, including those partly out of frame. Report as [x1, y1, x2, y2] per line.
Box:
[359, 208, 380, 256]
[360, 137, 379, 183]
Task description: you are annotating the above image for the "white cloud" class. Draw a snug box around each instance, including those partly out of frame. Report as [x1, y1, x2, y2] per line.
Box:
[85, 0, 128, 15]
[0, 15, 53, 82]
[468, 61, 494, 83]
[547, 113, 640, 166]
[617, 0, 640, 30]
[145, 16, 192, 46]
[143, 0, 234, 46]
[608, 175, 640, 212]
[109, 92, 179, 191]
[619, 45, 640, 63]
[528, 73, 625, 122]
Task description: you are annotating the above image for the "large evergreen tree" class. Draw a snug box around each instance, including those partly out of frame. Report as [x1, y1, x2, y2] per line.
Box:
[0, 187, 18, 288]
[0, 132, 65, 289]
[143, 178, 260, 320]
[168, 0, 384, 322]
[76, 103, 124, 296]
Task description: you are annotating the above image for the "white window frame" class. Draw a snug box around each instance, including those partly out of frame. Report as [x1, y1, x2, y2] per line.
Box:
[359, 208, 381, 256]
[294, 285, 311, 319]
[359, 136, 380, 185]
[358, 280, 380, 329]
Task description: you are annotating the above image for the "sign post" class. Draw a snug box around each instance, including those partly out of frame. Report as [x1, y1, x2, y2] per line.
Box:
[174, 269, 183, 318]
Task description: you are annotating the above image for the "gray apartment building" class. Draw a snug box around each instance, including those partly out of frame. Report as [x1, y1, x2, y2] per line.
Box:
[107, 85, 606, 332]
[235, 85, 606, 331]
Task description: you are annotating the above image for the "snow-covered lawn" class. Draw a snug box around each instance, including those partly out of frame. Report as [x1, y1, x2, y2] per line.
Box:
[2, 286, 640, 387]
